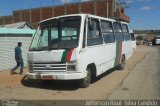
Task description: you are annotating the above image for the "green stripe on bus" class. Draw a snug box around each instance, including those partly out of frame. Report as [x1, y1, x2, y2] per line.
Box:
[61, 50, 68, 62]
[114, 41, 120, 66]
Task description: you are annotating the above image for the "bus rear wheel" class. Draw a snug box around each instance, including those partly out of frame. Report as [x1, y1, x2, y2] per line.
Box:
[79, 68, 91, 88]
[117, 55, 125, 70]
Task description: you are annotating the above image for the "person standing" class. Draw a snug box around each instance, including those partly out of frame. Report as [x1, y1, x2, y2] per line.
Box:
[11, 42, 24, 75]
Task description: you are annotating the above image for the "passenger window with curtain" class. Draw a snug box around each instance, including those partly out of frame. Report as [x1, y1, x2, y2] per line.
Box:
[39, 29, 48, 47]
[101, 20, 115, 43]
[122, 24, 130, 41]
[87, 19, 103, 46]
[113, 22, 123, 41]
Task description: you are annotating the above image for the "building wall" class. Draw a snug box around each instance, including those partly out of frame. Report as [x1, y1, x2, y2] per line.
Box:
[0, 28, 35, 71]
[13, 11, 21, 23]
[66, 4, 79, 14]
[54, 6, 65, 17]
[31, 9, 41, 22]
[0, 0, 129, 26]
[3, 16, 13, 24]
[81, 2, 95, 15]
[21, 10, 31, 22]
[42, 7, 53, 20]
[0, 18, 3, 25]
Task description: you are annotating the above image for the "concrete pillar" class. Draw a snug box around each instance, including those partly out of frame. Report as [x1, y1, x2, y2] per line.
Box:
[12, 15, 14, 23]
[3, 17, 4, 25]
[65, 4, 67, 15]
[94, 0, 97, 15]
[79, 2, 81, 13]
[20, 10, 22, 21]
[40, 8, 42, 21]
[52, 7, 54, 17]
[106, 0, 108, 18]
[30, 10, 31, 23]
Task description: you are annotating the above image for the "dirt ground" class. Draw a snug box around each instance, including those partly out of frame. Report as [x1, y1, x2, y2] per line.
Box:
[0, 45, 147, 101]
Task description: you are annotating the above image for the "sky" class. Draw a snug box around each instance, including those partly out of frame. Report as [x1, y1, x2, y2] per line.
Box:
[0, 0, 160, 30]
[124, 0, 160, 30]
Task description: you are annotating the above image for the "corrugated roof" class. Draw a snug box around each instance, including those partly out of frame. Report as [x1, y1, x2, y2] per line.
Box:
[0, 28, 35, 34]
[0, 22, 33, 29]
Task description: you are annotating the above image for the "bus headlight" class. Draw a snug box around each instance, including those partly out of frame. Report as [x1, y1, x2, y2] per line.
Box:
[67, 61, 77, 71]
[67, 65, 76, 71]
[28, 62, 33, 73]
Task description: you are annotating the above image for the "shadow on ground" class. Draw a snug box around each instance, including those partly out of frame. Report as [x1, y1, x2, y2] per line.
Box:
[95, 67, 116, 82]
[21, 68, 116, 91]
[21, 76, 79, 91]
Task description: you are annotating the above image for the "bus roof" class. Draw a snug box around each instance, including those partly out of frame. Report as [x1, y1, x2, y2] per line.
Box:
[129, 30, 133, 33]
[155, 35, 160, 38]
[40, 13, 128, 24]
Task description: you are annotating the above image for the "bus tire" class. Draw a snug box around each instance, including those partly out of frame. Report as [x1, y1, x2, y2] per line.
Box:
[41, 80, 52, 85]
[117, 55, 125, 70]
[79, 68, 91, 88]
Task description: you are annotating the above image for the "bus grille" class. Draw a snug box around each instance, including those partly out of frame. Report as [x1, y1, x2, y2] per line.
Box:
[33, 62, 67, 72]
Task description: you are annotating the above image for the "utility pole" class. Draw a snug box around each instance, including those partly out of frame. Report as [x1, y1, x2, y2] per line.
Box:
[40, 0, 42, 21]
[94, 0, 97, 15]
[52, 0, 55, 17]
[107, 0, 108, 18]
[64, 0, 67, 15]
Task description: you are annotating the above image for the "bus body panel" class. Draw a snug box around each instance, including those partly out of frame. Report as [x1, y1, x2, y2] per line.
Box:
[28, 49, 76, 62]
[79, 43, 116, 76]
[79, 45, 105, 76]
[27, 70, 87, 80]
[132, 41, 137, 51]
[122, 40, 133, 60]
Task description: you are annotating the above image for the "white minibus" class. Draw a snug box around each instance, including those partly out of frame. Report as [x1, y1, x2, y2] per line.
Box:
[154, 36, 160, 45]
[27, 14, 133, 87]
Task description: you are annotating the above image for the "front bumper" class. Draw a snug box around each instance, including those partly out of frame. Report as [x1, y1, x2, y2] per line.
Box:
[27, 71, 87, 80]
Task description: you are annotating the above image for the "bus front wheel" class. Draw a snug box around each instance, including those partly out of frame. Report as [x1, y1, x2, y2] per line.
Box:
[79, 68, 91, 88]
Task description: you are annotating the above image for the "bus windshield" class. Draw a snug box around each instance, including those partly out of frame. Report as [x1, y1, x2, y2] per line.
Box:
[29, 16, 81, 51]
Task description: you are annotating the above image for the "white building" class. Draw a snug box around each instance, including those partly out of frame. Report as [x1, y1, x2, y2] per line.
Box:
[0, 28, 35, 71]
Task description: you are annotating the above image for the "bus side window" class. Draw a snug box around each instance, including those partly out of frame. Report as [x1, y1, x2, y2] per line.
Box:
[51, 27, 59, 43]
[87, 19, 103, 46]
[101, 20, 115, 43]
[113, 22, 123, 41]
[131, 33, 135, 41]
[122, 24, 130, 41]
